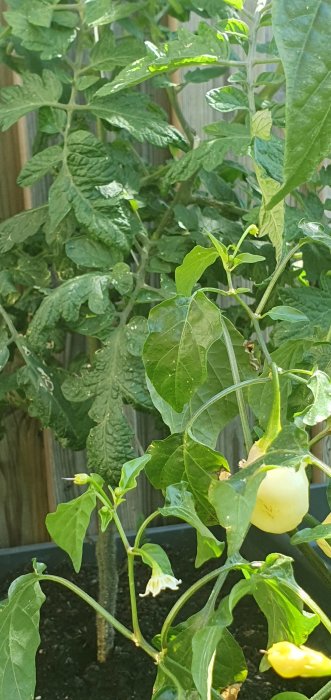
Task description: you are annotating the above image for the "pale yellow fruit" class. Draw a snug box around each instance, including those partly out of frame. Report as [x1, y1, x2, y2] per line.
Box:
[316, 512, 331, 558]
[250, 464, 309, 534]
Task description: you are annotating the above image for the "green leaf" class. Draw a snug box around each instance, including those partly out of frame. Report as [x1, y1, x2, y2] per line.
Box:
[291, 524, 331, 545]
[96, 29, 228, 95]
[271, 0, 331, 203]
[191, 625, 224, 700]
[0, 70, 62, 130]
[166, 123, 250, 183]
[0, 206, 48, 253]
[88, 33, 146, 72]
[148, 320, 255, 448]
[117, 454, 151, 497]
[17, 358, 92, 450]
[254, 135, 284, 183]
[259, 424, 310, 469]
[84, 0, 145, 26]
[0, 574, 45, 700]
[140, 543, 175, 576]
[251, 109, 272, 140]
[249, 338, 307, 428]
[159, 483, 224, 566]
[252, 554, 319, 670]
[65, 237, 123, 269]
[265, 306, 308, 323]
[90, 92, 186, 148]
[191, 626, 247, 699]
[17, 145, 63, 187]
[147, 434, 228, 524]
[62, 325, 152, 484]
[294, 370, 331, 427]
[299, 221, 331, 251]
[209, 462, 265, 555]
[175, 246, 218, 296]
[231, 252, 265, 269]
[48, 131, 138, 251]
[4, 4, 76, 59]
[27, 273, 115, 351]
[144, 292, 221, 412]
[256, 165, 284, 261]
[206, 86, 249, 112]
[277, 285, 331, 341]
[46, 490, 96, 572]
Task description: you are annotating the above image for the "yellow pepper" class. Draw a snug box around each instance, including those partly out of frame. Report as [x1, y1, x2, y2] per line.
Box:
[266, 641, 331, 678]
[316, 512, 331, 558]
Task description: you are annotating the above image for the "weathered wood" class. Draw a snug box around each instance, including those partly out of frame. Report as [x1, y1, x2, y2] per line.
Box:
[0, 412, 49, 546]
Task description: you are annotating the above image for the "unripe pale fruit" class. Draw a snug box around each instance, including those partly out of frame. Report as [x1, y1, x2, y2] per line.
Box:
[250, 464, 309, 534]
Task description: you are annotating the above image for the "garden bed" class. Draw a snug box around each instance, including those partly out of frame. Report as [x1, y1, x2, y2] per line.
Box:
[1, 498, 330, 700]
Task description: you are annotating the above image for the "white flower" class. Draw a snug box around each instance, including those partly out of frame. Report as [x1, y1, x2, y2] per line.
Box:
[139, 568, 182, 598]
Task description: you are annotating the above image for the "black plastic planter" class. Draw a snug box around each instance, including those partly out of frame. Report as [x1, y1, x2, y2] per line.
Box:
[0, 485, 329, 614]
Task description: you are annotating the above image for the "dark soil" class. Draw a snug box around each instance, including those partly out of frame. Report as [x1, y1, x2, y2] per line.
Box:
[1, 545, 330, 700]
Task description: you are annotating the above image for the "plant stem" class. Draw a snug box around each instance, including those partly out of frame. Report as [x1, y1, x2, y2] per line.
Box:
[111, 510, 149, 649]
[220, 314, 253, 454]
[232, 224, 259, 258]
[309, 426, 331, 449]
[205, 567, 230, 613]
[246, 6, 260, 123]
[134, 510, 160, 548]
[310, 681, 331, 700]
[189, 196, 248, 218]
[236, 294, 272, 364]
[160, 566, 225, 647]
[127, 550, 144, 646]
[255, 243, 302, 316]
[41, 574, 135, 642]
[166, 86, 195, 147]
[113, 509, 131, 550]
[259, 362, 281, 449]
[282, 579, 331, 636]
[309, 456, 331, 479]
[187, 376, 270, 433]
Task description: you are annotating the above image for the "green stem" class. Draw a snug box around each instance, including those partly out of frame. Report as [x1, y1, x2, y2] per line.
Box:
[309, 456, 331, 480]
[127, 551, 145, 646]
[41, 574, 135, 644]
[0, 303, 27, 358]
[205, 568, 230, 614]
[259, 363, 281, 450]
[282, 579, 331, 636]
[187, 376, 270, 433]
[309, 426, 331, 449]
[255, 243, 302, 316]
[232, 224, 259, 259]
[134, 510, 159, 549]
[236, 294, 272, 365]
[189, 196, 248, 218]
[220, 314, 253, 454]
[310, 681, 331, 700]
[160, 566, 225, 647]
[112, 509, 131, 551]
[246, 6, 260, 124]
[166, 86, 195, 147]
